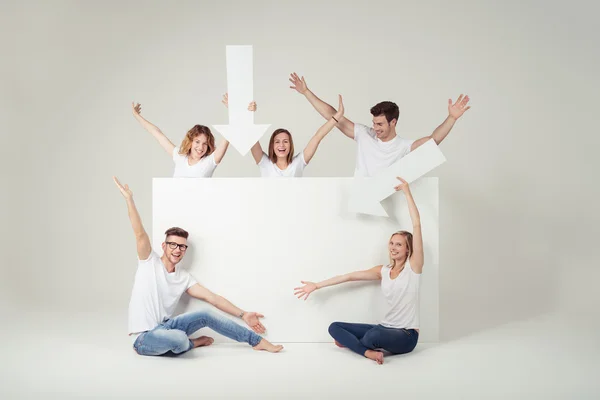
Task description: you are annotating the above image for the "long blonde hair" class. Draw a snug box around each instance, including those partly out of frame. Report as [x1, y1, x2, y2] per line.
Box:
[179, 125, 215, 157]
[388, 230, 413, 268]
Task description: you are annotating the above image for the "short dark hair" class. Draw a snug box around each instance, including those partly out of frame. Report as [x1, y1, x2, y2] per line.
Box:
[165, 227, 189, 240]
[370, 101, 399, 124]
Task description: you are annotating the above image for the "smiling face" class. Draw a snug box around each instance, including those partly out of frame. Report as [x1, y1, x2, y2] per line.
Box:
[268, 128, 294, 165]
[372, 115, 396, 141]
[388, 231, 413, 266]
[189, 134, 208, 161]
[389, 234, 408, 261]
[180, 125, 215, 160]
[370, 101, 400, 141]
[162, 235, 188, 265]
[273, 133, 290, 158]
[161, 227, 189, 266]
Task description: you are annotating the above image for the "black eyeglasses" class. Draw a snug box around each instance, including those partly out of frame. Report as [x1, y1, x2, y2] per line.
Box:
[166, 241, 188, 251]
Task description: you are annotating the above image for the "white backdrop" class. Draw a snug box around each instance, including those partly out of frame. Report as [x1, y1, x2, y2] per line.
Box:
[153, 177, 439, 342]
[3, 1, 599, 398]
[3, 1, 597, 337]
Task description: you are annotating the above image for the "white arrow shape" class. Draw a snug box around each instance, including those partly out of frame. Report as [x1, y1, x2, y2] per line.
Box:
[213, 45, 271, 156]
[348, 139, 447, 216]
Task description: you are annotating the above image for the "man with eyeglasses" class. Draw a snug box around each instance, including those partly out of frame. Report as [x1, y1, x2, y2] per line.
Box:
[113, 176, 283, 356]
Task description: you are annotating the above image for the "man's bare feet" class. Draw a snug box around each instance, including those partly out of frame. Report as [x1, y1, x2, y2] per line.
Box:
[192, 336, 214, 348]
[365, 349, 384, 365]
[253, 338, 283, 353]
[334, 340, 345, 348]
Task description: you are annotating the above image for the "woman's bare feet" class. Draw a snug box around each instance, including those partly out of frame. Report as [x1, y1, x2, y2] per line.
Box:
[253, 338, 283, 353]
[365, 349, 384, 365]
[334, 340, 345, 348]
[192, 336, 214, 348]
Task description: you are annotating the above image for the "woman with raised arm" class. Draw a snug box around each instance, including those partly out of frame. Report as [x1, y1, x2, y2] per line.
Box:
[294, 177, 424, 364]
[131, 97, 255, 177]
[247, 95, 344, 177]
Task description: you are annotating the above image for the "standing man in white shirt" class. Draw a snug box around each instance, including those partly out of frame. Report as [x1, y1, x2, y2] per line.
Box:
[289, 72, 471, 177]
[113, 176, 283, 356]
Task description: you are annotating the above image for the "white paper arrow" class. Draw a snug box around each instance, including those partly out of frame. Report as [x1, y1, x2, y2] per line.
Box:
[213, 45, 271, 156]
[348, 139, 446, 216]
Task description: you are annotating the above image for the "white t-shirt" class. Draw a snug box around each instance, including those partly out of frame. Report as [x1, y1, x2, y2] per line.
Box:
[379, 261, 421, 330]
[258, 152, 307, 177]
[172, 146, 218, 178]
[128, 250, 197, 334]
[353, 123, 415, 177]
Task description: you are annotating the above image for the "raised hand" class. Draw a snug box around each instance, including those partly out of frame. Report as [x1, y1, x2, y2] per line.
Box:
[294, 281, 318, 301]
[333, 95, 344, 121]
[131, 102, 142, 117]
[113, 176, 133, 200]
[393, 176, 410, 192]
[289, 72, 308, 95]
[243, 312, 266, 334]
[448, 94, 471, 120]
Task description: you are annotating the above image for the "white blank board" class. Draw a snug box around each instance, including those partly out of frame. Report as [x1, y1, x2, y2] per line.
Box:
[153, 178, 439, 343]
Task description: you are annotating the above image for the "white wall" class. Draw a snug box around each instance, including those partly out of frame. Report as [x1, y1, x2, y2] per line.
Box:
[153, 178, 439, 342]
[2, 0, 598, 341]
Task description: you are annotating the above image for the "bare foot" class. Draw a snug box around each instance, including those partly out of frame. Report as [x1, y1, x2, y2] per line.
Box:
[253, 338, 283, 353]
[365, 350, 384, 365]
[192, 336, 214, 348]
[334, 340, 345, 348]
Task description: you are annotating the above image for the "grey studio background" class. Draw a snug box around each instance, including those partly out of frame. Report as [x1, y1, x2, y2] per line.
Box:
[1, 0, 599, 399]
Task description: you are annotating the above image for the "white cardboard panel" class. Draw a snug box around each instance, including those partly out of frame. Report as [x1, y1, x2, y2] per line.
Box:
[348, 139, 446, 216]
[153, 178, 439, 342]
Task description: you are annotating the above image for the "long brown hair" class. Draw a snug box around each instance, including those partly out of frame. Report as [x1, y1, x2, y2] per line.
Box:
[268, 128, 294, 165]
[388, 230, 413, 268]
[179, 125, 215, 158]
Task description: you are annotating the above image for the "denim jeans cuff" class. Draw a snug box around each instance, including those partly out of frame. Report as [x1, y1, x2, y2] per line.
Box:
[249, 333, 262, 347]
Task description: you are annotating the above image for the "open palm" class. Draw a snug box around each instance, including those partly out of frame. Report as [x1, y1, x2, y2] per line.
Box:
[243, 312, 266, 334]
[289, 72, 308, 94]
[294, 281, 317, 301]
[448, 94, 471, 119]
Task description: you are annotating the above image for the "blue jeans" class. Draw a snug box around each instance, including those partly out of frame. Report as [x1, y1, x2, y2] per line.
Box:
[328, 322, 419, 357]
[133, 310, 263, 356]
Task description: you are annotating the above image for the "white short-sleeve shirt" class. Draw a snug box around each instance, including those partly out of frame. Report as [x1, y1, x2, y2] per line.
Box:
[258, 152, 307, 177]
[128, 250, 197, 334]
[172, 146, 218, 178]
[354, 123, 414, 177]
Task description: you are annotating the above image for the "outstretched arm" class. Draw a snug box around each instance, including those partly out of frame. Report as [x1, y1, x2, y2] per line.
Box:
[410, 94, 471, 151]
[113, 176, 151, 260]
[290, 72, 355, 139]
[131, 102, 176, 156]
[394, 177, 424, 273]
[294, 265, 382, 301]
[186, 283, 266, 334]
[303, 95, 344, 163]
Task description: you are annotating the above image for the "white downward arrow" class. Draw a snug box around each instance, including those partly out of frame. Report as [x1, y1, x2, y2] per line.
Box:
[348, 139, 447, 216]
[213, 45, 271, 156]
